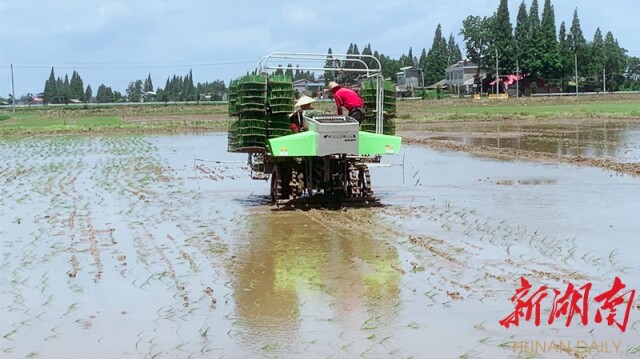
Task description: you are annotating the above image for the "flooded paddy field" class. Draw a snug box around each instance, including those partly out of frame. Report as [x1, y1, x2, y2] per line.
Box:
[1, 131, 640, 358]
[401, 119, 640, 176]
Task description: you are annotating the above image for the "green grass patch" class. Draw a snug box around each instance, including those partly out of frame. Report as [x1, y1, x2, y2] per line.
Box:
[0, 114, 122, 129]
[0, 115, 10, 122]
[0, 104, 231, 136]
[396, 95, 640, 122]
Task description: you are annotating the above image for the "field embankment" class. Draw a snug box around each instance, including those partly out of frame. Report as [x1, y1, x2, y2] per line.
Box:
[0, 103, 230, 135]
[2, 93, 639, 136]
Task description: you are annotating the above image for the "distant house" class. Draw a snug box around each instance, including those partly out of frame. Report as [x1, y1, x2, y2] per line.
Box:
[142, 91, 157, 102]
[29, 96, 44, 106]
[425, 79, 448, 90]
[396, 66, 423, 96]
[293, 79, 324, 96]
[445, 60, 484, 95]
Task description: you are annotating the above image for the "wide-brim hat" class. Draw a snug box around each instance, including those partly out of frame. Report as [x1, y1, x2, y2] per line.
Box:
[295, 95, 315, 108]
[326, 81, 340, 92]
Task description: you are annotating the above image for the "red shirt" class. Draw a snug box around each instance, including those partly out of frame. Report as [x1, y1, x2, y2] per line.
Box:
[333, 88, 364, 115]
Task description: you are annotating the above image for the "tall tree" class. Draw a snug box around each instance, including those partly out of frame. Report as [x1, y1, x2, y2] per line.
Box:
[143, 74, 154, 92]
[352, 44, 360, 56]
[361, 43, 374, 70]
[294, 66, 302, 81]
[514, 1, 530, 73]
[486, 0, 516, 73]
[377, 52, 401, 80]
[404, 47, 416, 67]
[343, 43, 355, 78]
[135, 79, 144, 100]
[536, 0, 561, 81]
[285, 64, 294, 80]
[126, 81, 139, 102]
[425, 24, 449, 85]
[568, 8, 588, 79]
[529, 0, 540, 30]
[113, 91, 124, 102]
[183, 70, 195, 101]
[447, 34, 462, 65]
[589, 28, 605, 80]
[524, 0, 543, 77]
[69, 71, 85, 101]
[84, 84, 93, 103]
[603, 31, 627, 90]
[343, 43, 361, 83]
[418, 48, 428, 71]
[324, 48, 336, 84]
[43, 67, 57, 104]
[557, 21, 573, 86]
[623, 56, 640, 90]
[96, 84, 114, 103]
[460, 16, 492, 79]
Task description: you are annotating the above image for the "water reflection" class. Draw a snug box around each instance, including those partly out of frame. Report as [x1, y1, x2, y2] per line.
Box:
[230, 210, 401, 354]
[421, 120, 640, 162]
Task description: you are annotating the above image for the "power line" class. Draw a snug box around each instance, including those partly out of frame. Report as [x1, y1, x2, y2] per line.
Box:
[2, 57, 257, 66]
[5, 60, 257, 70]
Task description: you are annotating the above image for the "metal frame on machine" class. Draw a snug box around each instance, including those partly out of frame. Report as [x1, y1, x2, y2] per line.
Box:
[257, 52, 386, 135]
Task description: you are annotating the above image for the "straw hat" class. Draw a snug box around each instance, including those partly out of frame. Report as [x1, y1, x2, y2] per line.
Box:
[326, 81, 340, 92]
[295, 95, 315, 108]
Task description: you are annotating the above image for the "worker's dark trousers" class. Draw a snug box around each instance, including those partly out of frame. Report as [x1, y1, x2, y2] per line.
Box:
[348, 107, 366, 125]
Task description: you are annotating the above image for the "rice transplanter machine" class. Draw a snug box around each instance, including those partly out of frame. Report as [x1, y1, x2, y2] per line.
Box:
[227, 52, 401, 206]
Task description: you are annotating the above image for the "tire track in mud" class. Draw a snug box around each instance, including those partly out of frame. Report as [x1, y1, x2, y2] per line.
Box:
[301, 204, 606, 306]
[230, 208, 408, 358]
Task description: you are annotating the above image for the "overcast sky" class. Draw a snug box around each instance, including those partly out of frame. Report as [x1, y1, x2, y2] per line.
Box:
[1, 0, 638, 97]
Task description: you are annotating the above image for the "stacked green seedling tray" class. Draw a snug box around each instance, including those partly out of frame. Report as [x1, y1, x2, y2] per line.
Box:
[360, 80, 396, 135]
[227, 74, 300, 152]
[236, 75, 267, 151]
[227, 79, 239, 151]
[227, 119, 240, 152]
[228, 80, 238, 116]
[267, 75, 295, 139]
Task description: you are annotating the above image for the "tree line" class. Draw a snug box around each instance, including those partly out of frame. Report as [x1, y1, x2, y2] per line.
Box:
[321, 39, 462, 87]
[42, 68, 228, 104]
[320, 0, 638, 92]
[459, 0, 634, 91]
[43, 68, 90, 104]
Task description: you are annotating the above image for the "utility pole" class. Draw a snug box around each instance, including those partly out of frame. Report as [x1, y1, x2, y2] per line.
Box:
[574, 53, 578, 95]
[495, 49, 499, 95]
[11, 64, 16, 113]
[516, 59, 519, 98]
[603, 68, 606, 94]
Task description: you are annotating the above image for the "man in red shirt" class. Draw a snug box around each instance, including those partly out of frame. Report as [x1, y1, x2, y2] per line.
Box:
[326, 81, 366, 124]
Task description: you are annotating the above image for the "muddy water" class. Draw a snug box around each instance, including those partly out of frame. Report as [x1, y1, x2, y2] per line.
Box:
[403, 119, 640, 163]
[1, 133, 639, 358]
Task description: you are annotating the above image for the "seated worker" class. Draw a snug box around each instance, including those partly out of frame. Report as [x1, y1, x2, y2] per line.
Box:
[290, 95, 315, 133]
[326, 81, 366, 124]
